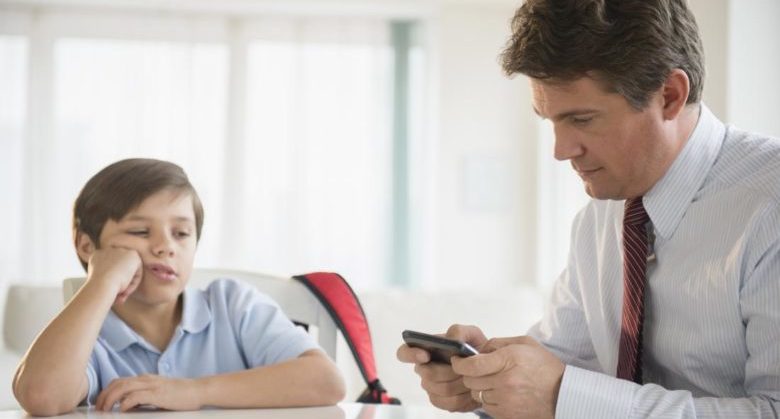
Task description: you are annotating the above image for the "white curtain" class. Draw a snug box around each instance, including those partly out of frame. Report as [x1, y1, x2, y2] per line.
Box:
[0, 36, 27, 286]
[0, 11, 394, 289]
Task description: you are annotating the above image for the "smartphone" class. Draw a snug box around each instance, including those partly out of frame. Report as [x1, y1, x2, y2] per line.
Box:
[402, 329, 479, 364]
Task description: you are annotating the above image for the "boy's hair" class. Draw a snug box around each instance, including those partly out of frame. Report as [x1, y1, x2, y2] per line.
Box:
[500, 0, 705, 110]
[73, 158, 204, 270]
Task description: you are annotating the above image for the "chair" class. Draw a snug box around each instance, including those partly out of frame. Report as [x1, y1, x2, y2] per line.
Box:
[62, 268, 338, 358]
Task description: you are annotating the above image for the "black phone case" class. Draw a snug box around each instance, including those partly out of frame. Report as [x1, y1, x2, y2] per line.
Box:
[402, 330, 478, 364]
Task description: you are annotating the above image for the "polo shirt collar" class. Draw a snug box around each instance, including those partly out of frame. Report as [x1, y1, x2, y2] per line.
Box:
[643, 104, 725, 239]
[99, 286, 212, 352]
[181, 286, 212, 334]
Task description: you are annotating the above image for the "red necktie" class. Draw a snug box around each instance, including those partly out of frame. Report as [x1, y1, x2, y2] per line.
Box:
[617, 197, 650, 383]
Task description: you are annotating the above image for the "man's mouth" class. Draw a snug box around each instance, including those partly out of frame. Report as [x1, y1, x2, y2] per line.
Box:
[574, 166, 602, 178]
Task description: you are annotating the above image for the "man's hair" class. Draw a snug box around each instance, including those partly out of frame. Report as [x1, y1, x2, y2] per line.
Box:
[73, 158, 204, 270]
[501, 0, 705, 109]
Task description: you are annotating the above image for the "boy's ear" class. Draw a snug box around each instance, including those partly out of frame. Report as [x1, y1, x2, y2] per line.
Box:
[75, 232, 97, 265]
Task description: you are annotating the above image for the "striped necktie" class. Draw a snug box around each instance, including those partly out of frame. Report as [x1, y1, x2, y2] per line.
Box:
[617, 197, 651, 383]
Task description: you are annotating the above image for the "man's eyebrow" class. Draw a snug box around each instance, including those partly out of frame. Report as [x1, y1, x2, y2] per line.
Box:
[534, 107, 599, 121]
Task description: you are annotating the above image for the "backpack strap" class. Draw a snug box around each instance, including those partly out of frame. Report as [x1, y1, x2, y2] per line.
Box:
[293, 272, 400, 404]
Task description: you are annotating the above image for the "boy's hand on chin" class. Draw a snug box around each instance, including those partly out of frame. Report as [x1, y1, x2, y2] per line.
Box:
[95, 375, 202, 412]
[86, 245, 143, 304]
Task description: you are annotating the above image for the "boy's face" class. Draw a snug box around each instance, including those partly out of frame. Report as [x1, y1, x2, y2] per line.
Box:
[96, 189, 198, 306]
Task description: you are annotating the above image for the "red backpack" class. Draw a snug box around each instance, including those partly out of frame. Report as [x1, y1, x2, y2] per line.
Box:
[293, 272, 400, 404]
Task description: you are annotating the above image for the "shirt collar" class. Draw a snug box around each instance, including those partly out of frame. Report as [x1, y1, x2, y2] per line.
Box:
[643, 104, 725, 239]
[99, 287, 212, 352]
[181, 286, 212, 334]
[100, 310, 142, 352]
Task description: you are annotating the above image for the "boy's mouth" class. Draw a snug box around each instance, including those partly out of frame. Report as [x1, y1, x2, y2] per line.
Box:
[146, 263, 177, 282]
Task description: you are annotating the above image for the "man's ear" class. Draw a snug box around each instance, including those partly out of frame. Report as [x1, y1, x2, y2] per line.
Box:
[75, 232, 97, 266]
[661, 68, 691, 121]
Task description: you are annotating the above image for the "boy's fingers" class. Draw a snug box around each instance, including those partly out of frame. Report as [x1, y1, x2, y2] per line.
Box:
[119, 390, 152, 412]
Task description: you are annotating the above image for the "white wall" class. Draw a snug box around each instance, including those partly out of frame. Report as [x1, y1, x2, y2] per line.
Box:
[688, 0, 730, 120]
[426, 2, 537, 290]
[727, 0, 780, 137]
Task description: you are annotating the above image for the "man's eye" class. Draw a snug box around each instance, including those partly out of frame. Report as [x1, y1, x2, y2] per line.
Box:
[571, 116, 593, 125]
[127, 230, 148, 236]
[175, 231, 191, 238]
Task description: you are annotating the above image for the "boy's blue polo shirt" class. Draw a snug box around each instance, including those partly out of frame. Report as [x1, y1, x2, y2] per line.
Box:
[83, 278, 319, 405]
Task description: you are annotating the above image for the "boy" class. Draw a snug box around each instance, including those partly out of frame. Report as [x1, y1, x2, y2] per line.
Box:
[13, 158, 345, 416]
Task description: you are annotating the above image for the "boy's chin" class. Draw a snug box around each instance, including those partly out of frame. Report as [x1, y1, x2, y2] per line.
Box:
[122, 287, 184, 307]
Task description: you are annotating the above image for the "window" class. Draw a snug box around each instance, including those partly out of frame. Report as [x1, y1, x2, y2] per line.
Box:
[0, 36, 27, 283]
[0, 9, 418, 290]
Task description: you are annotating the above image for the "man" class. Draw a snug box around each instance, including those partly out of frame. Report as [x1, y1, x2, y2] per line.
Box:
[397, 1, 780, 418]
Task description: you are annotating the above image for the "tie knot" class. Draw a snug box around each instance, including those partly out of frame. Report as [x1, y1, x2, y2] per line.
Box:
[624, 197, 649, 226]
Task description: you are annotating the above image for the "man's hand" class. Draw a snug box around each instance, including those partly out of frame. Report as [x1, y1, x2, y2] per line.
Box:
[95, 375, 202, 412]
[451, 336, 565, 419]
[396, 324, 489, 412]
[86, 245, 142, 305]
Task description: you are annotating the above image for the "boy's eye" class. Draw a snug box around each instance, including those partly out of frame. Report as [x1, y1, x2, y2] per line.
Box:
[175, 230, 191, 238]
[127, 230, 149, 236]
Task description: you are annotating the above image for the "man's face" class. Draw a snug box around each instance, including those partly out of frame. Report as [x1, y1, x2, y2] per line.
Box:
[531, 76, 674, 200]
[98, 189, 198, 306]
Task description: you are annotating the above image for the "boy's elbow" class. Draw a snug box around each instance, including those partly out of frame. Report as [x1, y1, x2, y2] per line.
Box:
[323, 368, 347, 405]
[317, 358, 347, 405]
[14, 380, 79, 416]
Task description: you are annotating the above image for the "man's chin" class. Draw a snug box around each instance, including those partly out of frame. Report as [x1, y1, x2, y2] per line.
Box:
[583, 184, 621, 201]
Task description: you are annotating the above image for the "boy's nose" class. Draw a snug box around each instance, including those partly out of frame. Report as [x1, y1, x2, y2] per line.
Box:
[151, 235, 175, 257]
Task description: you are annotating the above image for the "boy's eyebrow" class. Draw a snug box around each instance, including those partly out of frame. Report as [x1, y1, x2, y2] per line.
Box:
[124, 215, 195, 223]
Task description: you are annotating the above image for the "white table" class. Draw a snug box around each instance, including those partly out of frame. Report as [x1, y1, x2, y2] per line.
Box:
[0, 403, 477, 418]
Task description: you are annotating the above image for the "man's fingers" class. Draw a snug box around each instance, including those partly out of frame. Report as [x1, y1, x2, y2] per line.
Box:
[481, 336, 534, 352]
[451, 351, 507, 377]
[444, 324, 488, 348]
[414, 361, 460, 382]
[397, 344, 431, 364]
[420, 375, 470, 397]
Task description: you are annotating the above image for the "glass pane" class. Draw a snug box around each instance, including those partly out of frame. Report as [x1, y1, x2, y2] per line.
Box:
[0, 36, 27, 283]
[50, 38, 228, 277]
[242, 30, 393, 289]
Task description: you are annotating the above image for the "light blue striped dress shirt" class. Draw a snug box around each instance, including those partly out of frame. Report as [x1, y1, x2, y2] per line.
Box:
[527, 105, 780, 418]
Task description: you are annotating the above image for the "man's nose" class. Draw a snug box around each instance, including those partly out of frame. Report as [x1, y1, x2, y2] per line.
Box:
[553, 127, 585, 161]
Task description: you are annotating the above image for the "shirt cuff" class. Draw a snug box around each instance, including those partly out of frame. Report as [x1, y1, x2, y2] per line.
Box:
[555, 365, 638, 419]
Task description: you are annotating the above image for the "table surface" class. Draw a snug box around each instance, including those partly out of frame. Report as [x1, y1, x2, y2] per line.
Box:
[0, 403, 476, 418]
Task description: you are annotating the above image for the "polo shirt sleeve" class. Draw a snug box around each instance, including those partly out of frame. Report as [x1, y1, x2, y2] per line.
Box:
[219, 279, 320, 367]
[83, 348, 101, 406]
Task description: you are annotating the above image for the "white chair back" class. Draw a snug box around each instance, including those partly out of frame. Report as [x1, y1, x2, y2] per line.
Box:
[62, 268, 338, 358]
